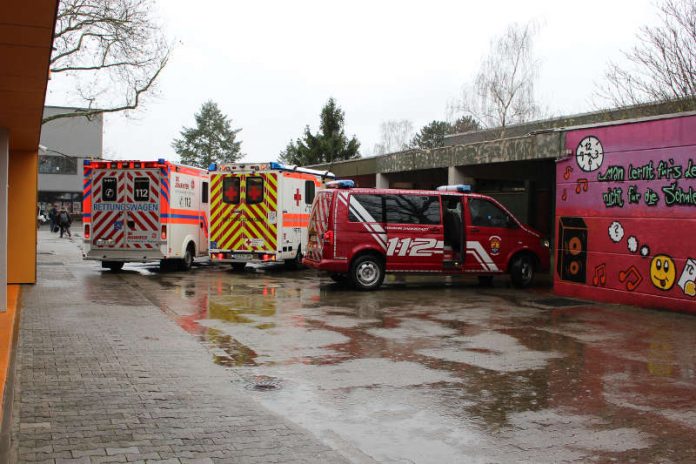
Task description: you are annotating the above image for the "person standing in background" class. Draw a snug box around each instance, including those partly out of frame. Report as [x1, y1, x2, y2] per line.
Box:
[58, 207, 72, 238]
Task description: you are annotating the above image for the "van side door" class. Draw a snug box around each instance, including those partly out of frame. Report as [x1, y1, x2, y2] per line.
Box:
[384, 194, 443, 271]
[464, 197, 515, 273]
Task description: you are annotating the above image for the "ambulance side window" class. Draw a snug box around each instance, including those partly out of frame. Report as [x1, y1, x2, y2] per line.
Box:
[305, 181, 315, 204]
[385, 195, 441, 225]
[222, 177, 240, 204]
[246, 177, 264, 205]
[469, 198, 513, 228]
[202, 182, 209, 204]
[348, 194, 383, 223]
[102, 177, 117, 201]
[133, 177, 149, 202]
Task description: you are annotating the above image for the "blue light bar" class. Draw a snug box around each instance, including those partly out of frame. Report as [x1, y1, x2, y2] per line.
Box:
[157, 158, 166, 164]
[83, 160, 91, 166]
[208, 163, 217, 171]
[326, 179, 355, 189]
[269, 162, 285, 170]
[436, 184, 472, 193]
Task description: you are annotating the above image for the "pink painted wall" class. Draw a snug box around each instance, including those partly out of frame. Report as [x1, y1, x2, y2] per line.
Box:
[555, 115, 696, 314]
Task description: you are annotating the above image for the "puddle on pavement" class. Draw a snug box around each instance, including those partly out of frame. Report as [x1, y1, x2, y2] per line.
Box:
[128, 265, 696, 463]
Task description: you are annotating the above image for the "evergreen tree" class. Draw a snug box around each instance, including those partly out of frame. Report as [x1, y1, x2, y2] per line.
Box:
[172, 101, 243, 168]
[280, 98, 360, 166]
[411, 121, 452, 149]
[411, 117, 481, 149]
[450, 115, 481, 134]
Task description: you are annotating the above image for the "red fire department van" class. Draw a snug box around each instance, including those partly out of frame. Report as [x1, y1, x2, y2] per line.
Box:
[304, 181, 550, 290]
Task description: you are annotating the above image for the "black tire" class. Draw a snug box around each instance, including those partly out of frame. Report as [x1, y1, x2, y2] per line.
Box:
[510, 254, 535, 288]
[330, 273, 348, 283]
[478, 275, 494, 287]
[284, 247, 302, 270]
[179, 244, 194, 271]
[231, 262, 246, 272]
[349, 254, 385, 291]
[104, 261, 124, 272]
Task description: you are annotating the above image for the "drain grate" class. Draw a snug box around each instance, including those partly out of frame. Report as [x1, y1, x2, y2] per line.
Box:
[531, 297, 593, 308]
[245, 375, 282, 392]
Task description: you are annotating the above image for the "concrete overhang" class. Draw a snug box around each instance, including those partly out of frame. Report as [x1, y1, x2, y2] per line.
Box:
[0, 0, 59, 151]
[310, 131, 564, 178]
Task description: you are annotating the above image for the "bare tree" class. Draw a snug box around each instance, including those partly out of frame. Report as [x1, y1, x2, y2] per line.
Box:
[44, 0, 171, 124]
[454, 22, 541, 133]
[596, 0, 696, 108]
[373, 119, 414, 155]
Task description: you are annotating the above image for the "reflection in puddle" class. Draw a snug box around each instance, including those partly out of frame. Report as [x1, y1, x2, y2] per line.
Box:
[135, 267, 696, 463]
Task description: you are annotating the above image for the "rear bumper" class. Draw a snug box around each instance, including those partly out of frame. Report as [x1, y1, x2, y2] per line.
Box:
[83, 250, 165, 262]
[303, 257, 349, 273]
[209, 250, 280, 265]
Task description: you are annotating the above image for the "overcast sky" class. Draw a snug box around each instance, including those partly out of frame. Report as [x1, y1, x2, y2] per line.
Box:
[46, 0, 657, 163]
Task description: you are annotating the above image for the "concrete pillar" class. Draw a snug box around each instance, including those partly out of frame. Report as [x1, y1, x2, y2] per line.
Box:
[375, 172, 389, 188]
[0, 129, 8, 312]
[447, 166, 475, 187]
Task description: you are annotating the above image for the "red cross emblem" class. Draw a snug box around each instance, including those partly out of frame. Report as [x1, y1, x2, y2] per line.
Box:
[294, 188, 302, 207]
[248, 185, 263, 202]
[224, 184, 239, 203]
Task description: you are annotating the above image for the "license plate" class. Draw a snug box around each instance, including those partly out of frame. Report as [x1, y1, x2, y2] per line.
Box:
[232, 254, 253, 261]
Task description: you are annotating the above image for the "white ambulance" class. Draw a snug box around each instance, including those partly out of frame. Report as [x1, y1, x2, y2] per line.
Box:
[82, 159, 210, 271]
[208, 162, 334, 270]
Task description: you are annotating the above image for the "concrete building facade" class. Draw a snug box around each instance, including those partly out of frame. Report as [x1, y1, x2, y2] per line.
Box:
[39, 106, 103, 214]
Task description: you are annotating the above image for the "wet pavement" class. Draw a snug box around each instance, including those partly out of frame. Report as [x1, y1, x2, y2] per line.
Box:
[12, 229, 696, 463]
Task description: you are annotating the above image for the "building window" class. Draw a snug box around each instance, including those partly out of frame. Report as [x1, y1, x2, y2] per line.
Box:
[39, 155, 77, 175]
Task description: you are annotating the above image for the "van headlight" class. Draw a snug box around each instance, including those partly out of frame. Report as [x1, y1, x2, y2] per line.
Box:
[541, 238, 550, 248]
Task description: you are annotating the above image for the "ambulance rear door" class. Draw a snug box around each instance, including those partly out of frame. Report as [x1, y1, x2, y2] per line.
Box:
[123, 168, 161, 250]
[240, 172, 278, 255]
[91, 168, 127, 250]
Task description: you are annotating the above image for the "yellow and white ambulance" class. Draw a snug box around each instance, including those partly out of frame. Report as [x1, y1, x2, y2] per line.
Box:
[208, 162, 334, 270]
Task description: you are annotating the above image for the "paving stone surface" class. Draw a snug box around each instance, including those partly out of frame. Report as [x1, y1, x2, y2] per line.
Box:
[10, 231, 349, 464]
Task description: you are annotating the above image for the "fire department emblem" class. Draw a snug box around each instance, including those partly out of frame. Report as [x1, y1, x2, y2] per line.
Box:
[489, 235, 501, 255]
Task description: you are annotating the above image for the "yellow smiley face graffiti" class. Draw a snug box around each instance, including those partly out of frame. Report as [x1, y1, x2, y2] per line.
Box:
[650, 254, 676, 291]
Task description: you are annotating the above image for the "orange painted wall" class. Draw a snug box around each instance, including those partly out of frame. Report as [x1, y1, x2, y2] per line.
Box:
[8, 150, 37, 284]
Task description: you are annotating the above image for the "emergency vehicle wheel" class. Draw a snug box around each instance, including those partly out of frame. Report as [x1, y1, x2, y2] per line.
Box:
[510, 255, 534, 288]
[104, 261, 123, 272]
[231, 263, 246, 272]
[350, 255, 385, 291]
[180, 245, 194, 271]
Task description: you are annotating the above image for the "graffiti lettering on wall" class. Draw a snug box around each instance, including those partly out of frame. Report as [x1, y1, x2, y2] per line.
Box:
[555, 117, 696, 311]
[596, 158, 696, 208]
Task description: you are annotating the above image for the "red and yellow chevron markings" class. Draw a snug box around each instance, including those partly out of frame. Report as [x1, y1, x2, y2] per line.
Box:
[210, 172, 278, 252]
